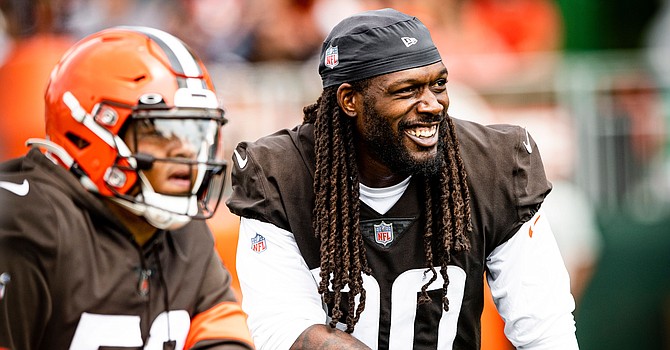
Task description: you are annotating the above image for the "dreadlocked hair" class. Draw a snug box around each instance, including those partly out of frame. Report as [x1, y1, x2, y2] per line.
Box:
[416, 115, 473, 310]
[302, 79, 472, 333]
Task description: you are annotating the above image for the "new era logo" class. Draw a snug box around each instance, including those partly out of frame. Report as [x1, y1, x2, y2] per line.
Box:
[401, 37, 418, 47]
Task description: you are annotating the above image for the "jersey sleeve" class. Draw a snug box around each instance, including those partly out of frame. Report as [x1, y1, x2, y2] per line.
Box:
[185, 249, 254, 350]
[236, 218, 326, 350]
[486, 207, 579, 349]
[0, 183, 58, 350]
[489, 124, 553, 246]
[510, 127, 551, 227]
[456, 120, 554, 254]
[0, 234, 52, 350]
[227, 133, 300, 231]
[226, 125, 316, 237]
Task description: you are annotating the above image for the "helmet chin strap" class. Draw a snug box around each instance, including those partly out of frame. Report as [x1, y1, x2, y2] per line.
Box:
[26, 138, 188, 230]
[109, 171, 198, 230]
[28, 138, 195, 231]
[109, 196, 192, 231]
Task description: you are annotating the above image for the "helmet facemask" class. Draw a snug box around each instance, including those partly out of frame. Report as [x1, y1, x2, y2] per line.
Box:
[107, 102, 228, 230]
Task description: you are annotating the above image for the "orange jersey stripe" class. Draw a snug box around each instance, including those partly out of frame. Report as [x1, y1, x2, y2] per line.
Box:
[184, 301, 254, 349]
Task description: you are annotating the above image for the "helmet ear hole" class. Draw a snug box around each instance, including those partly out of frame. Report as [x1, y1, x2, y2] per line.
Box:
[65, 132, 91, 149]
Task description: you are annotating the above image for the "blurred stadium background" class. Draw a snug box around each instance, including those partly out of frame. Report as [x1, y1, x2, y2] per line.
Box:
[0, 0, 669, 349]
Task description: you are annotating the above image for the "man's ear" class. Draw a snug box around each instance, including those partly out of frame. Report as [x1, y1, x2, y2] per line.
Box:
[337, 83, 358, 117]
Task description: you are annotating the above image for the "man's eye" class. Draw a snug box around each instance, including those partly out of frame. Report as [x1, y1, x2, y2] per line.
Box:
[434, 79, 447, 87]
[139, 129, 156, 136]
[138, 129, 167, 140]
[396, 86, 415, 95]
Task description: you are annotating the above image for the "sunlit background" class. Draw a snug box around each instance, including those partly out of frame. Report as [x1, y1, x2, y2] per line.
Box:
[0, 0, 668, 349]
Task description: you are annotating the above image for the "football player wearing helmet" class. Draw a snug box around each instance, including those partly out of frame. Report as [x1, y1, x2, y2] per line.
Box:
[0, 27, 253, 349]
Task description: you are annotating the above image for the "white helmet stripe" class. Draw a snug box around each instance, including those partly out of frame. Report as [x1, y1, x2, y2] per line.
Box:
[117, 26, 206, 89]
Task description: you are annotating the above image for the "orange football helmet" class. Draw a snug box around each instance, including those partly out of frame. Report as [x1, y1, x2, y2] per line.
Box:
[32, 26, 227, 229]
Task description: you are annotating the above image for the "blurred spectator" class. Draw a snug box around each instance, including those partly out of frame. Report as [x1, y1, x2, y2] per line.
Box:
[67, 0, 248, 62]
[645, 0, 670, 214]
[543, 181, 601, 302]
[496, 107, 602, 303]
[647, 0, 670, 87]
[65, 0, 180, 38]
[0, 0, 75, 160]
[237, 0, 362, 63]
[243, 0, 324, 62]
[173, 0, 253, 63]
[66, 0, 362, 64]
[312, 0, 363, 37]
[358, 0, 563, 89]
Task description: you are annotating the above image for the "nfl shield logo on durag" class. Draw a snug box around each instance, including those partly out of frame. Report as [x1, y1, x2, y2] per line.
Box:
[325, 46, 339, 69]
[374, 222, 394, 247]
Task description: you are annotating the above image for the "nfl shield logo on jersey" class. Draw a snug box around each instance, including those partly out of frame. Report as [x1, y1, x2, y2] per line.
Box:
[0, 272, 9, 301]
[251, 233, 267, 253]
[324, 46, 339, 69]
[374, 222, 394, 246]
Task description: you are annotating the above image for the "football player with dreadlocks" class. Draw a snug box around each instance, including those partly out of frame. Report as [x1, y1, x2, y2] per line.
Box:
[227, 8, 578, 350]
[0, 27, 253, 350]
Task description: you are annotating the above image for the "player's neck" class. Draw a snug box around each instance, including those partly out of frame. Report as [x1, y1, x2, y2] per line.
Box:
[104, 199, 159, 246]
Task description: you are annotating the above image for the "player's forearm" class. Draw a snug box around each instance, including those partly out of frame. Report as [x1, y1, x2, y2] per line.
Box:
[289, 324, 372, 350]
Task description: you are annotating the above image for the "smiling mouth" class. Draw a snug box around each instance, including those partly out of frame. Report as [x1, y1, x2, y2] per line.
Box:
[406, 125, 438, 138]
[405, 124, 439, 147]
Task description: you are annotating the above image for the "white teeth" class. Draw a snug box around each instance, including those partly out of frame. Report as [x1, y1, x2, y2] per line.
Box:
[407, 125, 437, 138]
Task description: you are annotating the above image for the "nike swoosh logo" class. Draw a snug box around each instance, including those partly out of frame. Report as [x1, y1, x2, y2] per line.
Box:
[233, 149, 248, 169]
[522, 128, 533, 154]
[0, 179, 29, 196]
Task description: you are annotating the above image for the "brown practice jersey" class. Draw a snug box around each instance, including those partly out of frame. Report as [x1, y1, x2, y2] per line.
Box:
[0, 149, 253, 350]
[227, 118, 573, 349]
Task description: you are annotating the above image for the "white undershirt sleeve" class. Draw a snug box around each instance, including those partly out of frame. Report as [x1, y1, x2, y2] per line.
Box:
[236, 217, 327, 350]
[486, 207, 580, 349]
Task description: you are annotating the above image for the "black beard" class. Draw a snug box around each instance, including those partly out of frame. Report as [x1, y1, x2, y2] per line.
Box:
[360, 98, 446, 178]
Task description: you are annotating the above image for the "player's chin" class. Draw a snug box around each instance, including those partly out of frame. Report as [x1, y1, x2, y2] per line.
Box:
[410, 145, 439, 162]
[154, 181, 192, 196]
[411, 149, 443, 176]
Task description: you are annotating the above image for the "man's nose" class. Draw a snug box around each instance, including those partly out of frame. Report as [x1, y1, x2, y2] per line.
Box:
[417, 89, 444, 115]
[168, 136, 197, 159]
